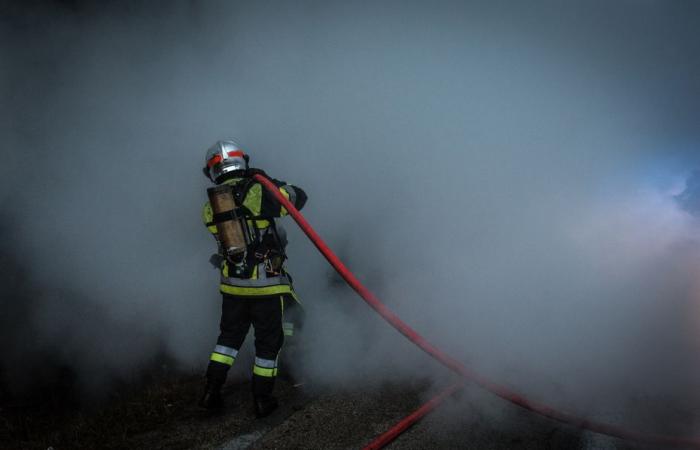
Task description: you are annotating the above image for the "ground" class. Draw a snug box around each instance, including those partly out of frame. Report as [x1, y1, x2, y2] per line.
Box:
[2, 370, 672, 450]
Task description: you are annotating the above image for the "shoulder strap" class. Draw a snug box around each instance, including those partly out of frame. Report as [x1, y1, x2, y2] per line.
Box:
[229, 177, 256, 207]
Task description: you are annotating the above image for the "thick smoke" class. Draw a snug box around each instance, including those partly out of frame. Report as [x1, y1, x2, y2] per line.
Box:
[677, 171, 700, 216]
[2, 0, 700, 433]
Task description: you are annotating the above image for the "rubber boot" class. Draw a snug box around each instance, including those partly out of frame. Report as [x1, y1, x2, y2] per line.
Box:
[253, 395, 278, 418]
[199, 380, 224, 410]
[252, 375, 278, 418]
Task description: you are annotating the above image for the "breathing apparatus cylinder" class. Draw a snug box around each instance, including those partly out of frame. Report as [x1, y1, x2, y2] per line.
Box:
[207, 185, 252, 261]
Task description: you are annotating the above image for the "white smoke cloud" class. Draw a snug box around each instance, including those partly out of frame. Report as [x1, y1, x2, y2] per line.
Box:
[2, 0, 699, 434]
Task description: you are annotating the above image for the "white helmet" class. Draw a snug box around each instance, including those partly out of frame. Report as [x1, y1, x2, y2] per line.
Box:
[204, 140, 249, 183]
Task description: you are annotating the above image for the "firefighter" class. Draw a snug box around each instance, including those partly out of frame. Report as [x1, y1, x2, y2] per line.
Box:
[199, 140, 307, 417]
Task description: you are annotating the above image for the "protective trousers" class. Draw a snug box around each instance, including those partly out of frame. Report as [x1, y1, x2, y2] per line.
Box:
[206, 294, 284, 398]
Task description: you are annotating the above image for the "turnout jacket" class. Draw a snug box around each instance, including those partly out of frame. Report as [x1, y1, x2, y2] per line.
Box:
[203, 174, 307, 298]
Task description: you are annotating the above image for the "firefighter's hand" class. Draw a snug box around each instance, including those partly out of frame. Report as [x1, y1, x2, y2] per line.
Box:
[209, 253, 224, 269]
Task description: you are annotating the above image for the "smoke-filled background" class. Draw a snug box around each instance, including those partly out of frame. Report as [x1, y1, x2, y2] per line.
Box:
[2, 0, 700, 434]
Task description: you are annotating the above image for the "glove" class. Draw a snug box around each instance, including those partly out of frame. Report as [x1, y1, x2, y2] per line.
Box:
[209, 253, 224, 269]
[294, 187, 308, 210]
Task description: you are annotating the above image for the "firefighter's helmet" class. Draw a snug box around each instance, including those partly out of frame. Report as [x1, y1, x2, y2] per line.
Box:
[204, 140, 249, 183]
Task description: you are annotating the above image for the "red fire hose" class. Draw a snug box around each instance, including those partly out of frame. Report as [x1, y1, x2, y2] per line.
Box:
[362, 380, 466, 450]
[255, 174, 700, 448]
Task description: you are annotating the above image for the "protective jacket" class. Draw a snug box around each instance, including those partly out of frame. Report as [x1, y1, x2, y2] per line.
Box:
[202, 173, 307, 298]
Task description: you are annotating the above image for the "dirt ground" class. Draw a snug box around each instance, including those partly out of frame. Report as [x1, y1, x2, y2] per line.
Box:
[0, 371, 686, 450]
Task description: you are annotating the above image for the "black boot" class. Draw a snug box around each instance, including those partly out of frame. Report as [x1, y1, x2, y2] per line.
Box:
[253, 395, 278, 418]
[252, 374, 278, 417]
[199, 381, 224, 410]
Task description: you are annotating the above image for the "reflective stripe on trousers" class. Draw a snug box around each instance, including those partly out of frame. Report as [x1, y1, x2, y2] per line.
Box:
[210, 345, 239, 366]
[253, 356, 278, 377]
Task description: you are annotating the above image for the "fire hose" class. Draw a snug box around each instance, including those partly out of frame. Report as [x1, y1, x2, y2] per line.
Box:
[254, 174, 700, 449]
[362, 380, 466, 450]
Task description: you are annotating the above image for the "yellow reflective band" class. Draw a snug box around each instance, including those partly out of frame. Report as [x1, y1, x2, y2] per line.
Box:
[279, 187, 290, 216]
[283, 323, 294, 337]
[210, 353, 235, 366]
[253, 365, 278, 378]
[244, 184, 263, 216]
[202, 202, 213, 223]
[220, 284, 294, 297]
[203, 203, 219, 234]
